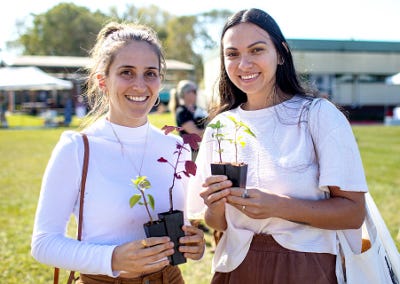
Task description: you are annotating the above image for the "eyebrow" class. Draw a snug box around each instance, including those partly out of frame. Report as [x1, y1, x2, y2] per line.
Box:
[224, 40, 268, 51]
[118, 65, 159, 70]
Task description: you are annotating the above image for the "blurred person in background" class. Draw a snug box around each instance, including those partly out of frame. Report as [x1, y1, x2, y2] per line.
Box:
[169, 80, 207, 138]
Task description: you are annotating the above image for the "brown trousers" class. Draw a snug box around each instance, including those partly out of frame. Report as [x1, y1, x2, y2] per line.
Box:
[211, 234, 337, 284]
[76, 265, 184, 284]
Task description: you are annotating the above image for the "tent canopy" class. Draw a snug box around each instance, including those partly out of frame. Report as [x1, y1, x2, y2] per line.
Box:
[0, 66, 73, 91]
[386, 72, 400, 85]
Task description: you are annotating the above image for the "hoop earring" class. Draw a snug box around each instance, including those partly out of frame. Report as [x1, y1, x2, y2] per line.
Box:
[154, 96, 161, 107]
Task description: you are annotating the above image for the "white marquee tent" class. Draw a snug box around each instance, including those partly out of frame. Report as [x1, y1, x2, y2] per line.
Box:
[0, 66, 73, 91]
[386, 72, 400, 85]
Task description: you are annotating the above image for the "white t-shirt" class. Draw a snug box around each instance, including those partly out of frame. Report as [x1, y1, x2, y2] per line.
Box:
[31, 118, 191, 276]
[187, 96, 368, 273]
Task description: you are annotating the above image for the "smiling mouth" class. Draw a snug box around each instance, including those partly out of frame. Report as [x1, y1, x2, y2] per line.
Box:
[240, 73, 259, 80]
[126, 95, 148, 102]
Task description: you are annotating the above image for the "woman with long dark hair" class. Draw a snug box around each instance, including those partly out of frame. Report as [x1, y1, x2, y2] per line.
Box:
[188, 8, 367, 283]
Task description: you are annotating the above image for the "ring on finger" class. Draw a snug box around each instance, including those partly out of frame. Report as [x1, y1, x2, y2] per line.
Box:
[141, 239, 148, 248]
[242, 205, 246, 211]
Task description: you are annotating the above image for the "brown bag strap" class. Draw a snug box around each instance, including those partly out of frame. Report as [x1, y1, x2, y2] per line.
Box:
[77, 133, 89, 241]
[54, 133, 89, 284]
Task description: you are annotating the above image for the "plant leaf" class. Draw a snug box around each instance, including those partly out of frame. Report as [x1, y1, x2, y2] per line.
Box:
[244, 127, 256, 137]
[132, 176, 151, 191]
[182, 133, 202, 150]
[227, 115, 238, 124]
[148, 194, 155, 210]
[129, 194, 141, 208]
[208, 120, 222, 129]
[161, 125, 180, 135]
[185, 160, 197, 176]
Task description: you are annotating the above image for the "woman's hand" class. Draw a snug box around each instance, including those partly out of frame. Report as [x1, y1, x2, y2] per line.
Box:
[227, 187, 280, 219]
[112, 237, 174, 278]
[228, 186, 366, 230]
[179, 225, 206, 260]
[200, 175, 232, 231]
[200, 175, 232, 212]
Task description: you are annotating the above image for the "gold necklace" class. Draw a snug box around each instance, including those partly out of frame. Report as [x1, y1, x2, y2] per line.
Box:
[108, 120, 150, 178]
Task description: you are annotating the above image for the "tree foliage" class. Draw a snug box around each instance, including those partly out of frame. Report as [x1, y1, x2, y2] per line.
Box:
[18, 3, 108, 56]
[12, 3, 232, 81]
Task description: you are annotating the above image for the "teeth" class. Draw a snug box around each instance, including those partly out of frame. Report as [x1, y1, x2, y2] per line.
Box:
[241, 74, 258, 80]
[127, 96, 146, 102]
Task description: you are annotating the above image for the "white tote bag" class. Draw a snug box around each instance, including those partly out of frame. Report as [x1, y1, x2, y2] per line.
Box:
[336, 193, 400, 284]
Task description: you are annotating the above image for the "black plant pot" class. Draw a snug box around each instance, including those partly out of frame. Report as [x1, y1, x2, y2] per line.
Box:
[158, 210, 186, 266]
[143, 211, 186, 266]
[143, 220, 167, 238]
[211, 162, 248, 188]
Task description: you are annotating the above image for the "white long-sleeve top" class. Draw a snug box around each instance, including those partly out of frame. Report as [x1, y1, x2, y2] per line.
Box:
[187, 96, 368, 273]
[31, 118, 191, 276]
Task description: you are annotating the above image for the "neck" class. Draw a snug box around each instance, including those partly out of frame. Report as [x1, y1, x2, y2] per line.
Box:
[108, 120, 150, 176]
[107, 113, 148, 128]
[242, 86, 277, 111]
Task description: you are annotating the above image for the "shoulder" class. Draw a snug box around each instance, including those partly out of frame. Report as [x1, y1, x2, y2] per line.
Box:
[210, 109, 237, 123]
[176, 106, 188, 114]
[49, 130, 86, 161]
[58, 130, 86, 147]
[309, 98, 349, 126]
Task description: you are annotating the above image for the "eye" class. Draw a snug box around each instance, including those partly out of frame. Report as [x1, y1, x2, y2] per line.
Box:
[145, 70, 159, 79]
[251, 47, 265, 54]
[224, 51, 239, 59]
[120, 69, 134, 77]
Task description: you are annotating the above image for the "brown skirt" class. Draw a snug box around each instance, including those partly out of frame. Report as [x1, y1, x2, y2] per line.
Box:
[76, 265, 184, 284]
[211, 234, 337, 284]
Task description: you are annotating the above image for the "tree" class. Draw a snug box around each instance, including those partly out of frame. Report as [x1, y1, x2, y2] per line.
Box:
[11, 3, 232, 83]
[109, 4, 172, 43]
[18, 3, 108, 56]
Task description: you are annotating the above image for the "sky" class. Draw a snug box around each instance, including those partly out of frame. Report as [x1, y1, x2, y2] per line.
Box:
[1, 0, 400, 56]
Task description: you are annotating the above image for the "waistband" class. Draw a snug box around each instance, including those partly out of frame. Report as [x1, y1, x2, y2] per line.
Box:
[250, 234, 290, 253]
[80, 265, 175, 284]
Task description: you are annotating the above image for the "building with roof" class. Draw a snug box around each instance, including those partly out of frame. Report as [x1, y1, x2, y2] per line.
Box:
[203, 39, 400, 121]
[1, 55, 195, 113]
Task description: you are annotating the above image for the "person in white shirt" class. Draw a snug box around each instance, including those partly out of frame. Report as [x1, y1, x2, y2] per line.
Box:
[187, 8, 368, 284]
[31, 22, 205, 283]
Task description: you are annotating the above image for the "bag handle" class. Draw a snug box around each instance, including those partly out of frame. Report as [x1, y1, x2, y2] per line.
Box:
[54, 133, 89, 284]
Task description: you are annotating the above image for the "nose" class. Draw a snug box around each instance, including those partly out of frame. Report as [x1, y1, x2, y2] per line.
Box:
[238, 55, 253, 70]
[131, 76, 146, 92]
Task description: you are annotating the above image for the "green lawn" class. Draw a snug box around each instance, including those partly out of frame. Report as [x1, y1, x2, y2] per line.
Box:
[0, 114, 399, 283]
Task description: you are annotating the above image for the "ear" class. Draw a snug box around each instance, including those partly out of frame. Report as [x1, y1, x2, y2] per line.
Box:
[278, 57, 284, 65]
[96, 73, 107, 90]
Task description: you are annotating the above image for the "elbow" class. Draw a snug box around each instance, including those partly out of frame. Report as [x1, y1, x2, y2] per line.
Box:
[31, 234, 43, 262]
[31, 232, 51, 264]
[348, 204, 366, 229]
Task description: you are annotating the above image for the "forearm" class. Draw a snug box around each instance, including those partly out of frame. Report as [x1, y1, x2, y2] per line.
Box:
[204, 207, 227, 231]
[275, 193, 365, 230]
[31, 232, 116, 276]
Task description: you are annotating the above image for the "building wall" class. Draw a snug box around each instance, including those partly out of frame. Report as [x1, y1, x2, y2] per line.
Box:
[293, 51, 400, 74]
[202, 40, 400, 120]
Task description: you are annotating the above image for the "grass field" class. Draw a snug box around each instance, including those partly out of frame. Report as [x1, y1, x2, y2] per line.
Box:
[0, 113, 399, 283]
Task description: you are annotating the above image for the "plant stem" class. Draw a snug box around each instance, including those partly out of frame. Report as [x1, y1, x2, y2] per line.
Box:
[169, 146, 183, 212]
[141, 191, 153, 223]
[234, 126, 239, 164]
[217, 139, 223, 163]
